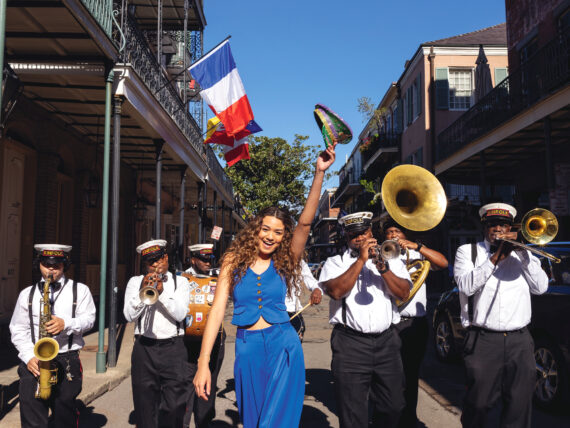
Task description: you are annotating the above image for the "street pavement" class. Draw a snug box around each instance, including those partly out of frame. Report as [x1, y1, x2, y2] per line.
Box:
[1, 293, 569, 427]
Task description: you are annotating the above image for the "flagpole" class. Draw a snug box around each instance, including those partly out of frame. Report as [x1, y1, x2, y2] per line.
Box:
[153, 35, 232, 96]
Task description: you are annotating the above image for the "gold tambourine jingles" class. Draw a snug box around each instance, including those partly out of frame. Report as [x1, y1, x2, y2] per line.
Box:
[380, 164, 448, 308]
[314, 104, 353, 148]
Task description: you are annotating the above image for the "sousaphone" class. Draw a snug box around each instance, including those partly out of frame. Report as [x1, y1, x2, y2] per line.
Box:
[380, 164, 447, 308]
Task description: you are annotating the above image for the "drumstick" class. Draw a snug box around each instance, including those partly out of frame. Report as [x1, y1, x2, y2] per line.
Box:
[289, 302, 312, 321]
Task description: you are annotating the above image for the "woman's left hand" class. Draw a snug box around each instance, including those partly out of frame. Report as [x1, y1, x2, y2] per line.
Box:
[316, 143, 336, 172]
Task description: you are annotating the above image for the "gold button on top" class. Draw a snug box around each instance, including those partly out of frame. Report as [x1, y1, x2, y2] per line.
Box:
[258, 305, 262, 309]
[257, 276, 261, 280]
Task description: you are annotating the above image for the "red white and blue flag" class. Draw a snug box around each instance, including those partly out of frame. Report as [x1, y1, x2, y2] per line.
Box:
[205, 116, 261, 166]
[188, 40, 254, 136]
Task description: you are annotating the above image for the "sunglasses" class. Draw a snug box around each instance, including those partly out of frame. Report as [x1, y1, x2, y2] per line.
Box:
[40, 259, 64, 268]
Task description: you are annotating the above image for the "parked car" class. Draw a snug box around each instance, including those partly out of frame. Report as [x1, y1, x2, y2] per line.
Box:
[432, 242, 570, 409]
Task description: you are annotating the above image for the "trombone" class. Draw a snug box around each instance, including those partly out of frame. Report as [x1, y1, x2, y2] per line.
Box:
[496, 208, 561, 263]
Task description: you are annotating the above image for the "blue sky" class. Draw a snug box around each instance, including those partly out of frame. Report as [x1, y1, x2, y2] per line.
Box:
[203, 0, 506, 189]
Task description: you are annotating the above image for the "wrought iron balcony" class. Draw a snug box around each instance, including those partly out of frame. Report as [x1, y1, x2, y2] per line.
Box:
[437, 30, 569, 163]
[360, 133, 401, 168]
[81, 0, 114, 40]
[122, 16, 205, 157]
[206, 146, 234, 197]
[333, 170, 362, 205]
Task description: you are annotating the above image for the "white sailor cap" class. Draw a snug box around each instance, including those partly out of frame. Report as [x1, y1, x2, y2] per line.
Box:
[479, 203, 517, 223]
[338, 212, 373, 234]
[34, 244, 72, 259]
[136, 239, 167, 260]
[188, 244, 214, 255]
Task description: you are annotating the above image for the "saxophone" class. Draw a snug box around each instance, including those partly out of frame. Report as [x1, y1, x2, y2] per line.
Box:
[33, 275, 60, 400]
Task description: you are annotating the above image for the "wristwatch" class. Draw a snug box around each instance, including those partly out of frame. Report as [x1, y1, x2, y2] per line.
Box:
[378, 261, 389, 274]
[416, 241, 423, 252]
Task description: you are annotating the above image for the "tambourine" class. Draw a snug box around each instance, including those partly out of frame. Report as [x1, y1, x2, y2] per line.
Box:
[314, 104, 353, 148]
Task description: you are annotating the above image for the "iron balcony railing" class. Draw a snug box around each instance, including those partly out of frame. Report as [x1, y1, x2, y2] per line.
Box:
[334, 170, 361, 203]
[360, 133, 401, 166]
[205, 146, 234, 197]
[81, 0, 114, 40]
[122, 16, 204, 156]
[437, 30, 569, 163]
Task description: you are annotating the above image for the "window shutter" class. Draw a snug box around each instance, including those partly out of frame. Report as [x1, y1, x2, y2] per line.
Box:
[435, 68, 449, 110]
[494, 68, 508, 86]
[407, 87, 413, 125]
[416, 74, 422, 116]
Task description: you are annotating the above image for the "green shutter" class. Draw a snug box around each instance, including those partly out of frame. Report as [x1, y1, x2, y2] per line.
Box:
[416, 74, 422, 116]
[407, 87, 413, 125]
[435, 68, 449, 110]
[494, 68, 508, 86]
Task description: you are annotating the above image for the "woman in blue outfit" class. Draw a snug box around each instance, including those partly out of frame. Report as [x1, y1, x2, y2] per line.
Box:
[193, 145, 336, 428]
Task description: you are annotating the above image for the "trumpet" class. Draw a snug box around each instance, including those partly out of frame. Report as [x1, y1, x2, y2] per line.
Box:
[370, 240, 402, 262]
[139, 272, 168, 305]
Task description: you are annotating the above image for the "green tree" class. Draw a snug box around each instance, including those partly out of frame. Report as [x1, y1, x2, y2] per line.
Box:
[223, 135, 331, 218]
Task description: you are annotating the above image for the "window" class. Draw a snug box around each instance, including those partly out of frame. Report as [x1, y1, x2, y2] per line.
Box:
[449, 69, 473, 110]
[386, 113, 392, 133]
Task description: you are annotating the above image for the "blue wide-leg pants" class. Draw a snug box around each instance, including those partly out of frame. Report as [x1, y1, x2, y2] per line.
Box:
[234, 322, 305, 428]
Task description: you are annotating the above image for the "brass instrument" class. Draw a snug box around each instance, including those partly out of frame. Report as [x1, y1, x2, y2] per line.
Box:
[380, 164, 447, 307]
[497, 208, 561, 263]
[34, 275, 59, 400]
[139, 272, 167, 305]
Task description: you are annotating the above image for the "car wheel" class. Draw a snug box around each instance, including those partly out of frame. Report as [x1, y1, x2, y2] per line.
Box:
[534, 339, 567, 409]
[434, 315, 456, 362]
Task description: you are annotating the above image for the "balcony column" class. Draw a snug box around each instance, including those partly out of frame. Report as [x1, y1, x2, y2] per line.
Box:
[479, 150, 487, 204]
[154, 140, 164, 239]
[96, 69, 114, 373]
[213, 190, 218, 240]
[201, 178, 208, 242]
[221, 200, 225, 254]
[544, 116, 554, 191]
[197, 182, 203, 243]
[0, 0, 7, 112]
[157, 0, 162, 66]
[178, 167, 187, 270]
[108, 94, 123, 368]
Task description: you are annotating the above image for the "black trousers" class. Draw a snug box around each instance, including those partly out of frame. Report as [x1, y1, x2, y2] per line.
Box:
[18, 351, 83, 428]
[183, 331, 226, 428]
[394, 316, 429, 428]
[287, 312, 306, 342]
[132, 335, 190, 428]
[331, 325, 405, 428]
[461, 327, 535, 428]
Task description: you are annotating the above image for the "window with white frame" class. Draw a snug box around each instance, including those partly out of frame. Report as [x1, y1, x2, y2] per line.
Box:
[449, 69, 473, 110]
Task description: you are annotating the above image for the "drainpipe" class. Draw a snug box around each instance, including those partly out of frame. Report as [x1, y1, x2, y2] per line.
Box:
[154, 140, 164, 239]
[178, 167, 187, 270]
[108, 94, 123, 368]
[0, 0, 7, 112]
[96, 69, 114, 373]
[428, 46, 437, 172]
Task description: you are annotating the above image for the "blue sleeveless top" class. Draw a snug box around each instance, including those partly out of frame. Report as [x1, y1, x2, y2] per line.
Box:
[231, 260, 290, 326]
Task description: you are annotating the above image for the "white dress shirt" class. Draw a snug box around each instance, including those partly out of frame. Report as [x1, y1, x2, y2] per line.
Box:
[123, 271, 190, 339]
[318, 250, 412, 334]
[9, 276, 96, 364]
[454, 240, 548, 330]
[399, 249, 427, 318]
[285, 260, 321, 312]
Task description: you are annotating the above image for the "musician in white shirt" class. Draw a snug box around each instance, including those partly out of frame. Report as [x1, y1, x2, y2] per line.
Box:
[124, 239, 190, 428]
[319, 212, 411, 428]
[10, 244, 95, 428]
[454, 203, 548, 428]
[285, 260, 322, 341]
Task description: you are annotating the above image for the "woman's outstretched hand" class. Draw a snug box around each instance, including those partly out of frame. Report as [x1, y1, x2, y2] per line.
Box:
[316, 143, 337, 173]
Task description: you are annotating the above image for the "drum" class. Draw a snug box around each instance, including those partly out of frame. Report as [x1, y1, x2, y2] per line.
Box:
[180, 273, 217, 337]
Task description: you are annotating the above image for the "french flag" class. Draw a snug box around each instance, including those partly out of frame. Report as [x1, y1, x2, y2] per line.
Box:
[205, 116, 260, 166]
[189, 40, 254, 136]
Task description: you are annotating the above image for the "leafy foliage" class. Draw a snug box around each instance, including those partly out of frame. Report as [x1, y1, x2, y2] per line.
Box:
[223, 135, 333, 218]
[357, 96, 387, 134]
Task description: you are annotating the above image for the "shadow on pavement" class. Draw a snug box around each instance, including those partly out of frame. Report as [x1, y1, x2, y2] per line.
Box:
[301, 404, 334, 427]
[77, 401, 108, 427]
[304, 368, 337, 415]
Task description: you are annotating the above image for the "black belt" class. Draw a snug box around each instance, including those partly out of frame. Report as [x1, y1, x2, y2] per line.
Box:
[57, 350, 79, 356]
[469, 326, 527, 335]
[334, 324, 393, 338]
[136, 335, 183, 346]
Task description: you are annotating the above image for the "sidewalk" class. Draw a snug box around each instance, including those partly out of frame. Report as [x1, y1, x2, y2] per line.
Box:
[0, 323, 135, 428]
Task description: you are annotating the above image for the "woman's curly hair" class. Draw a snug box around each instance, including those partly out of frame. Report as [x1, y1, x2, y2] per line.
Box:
[221, 206, 301, 297]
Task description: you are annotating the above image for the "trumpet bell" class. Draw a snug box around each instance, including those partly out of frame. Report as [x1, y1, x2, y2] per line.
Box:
[34, 337, 59, 362]
[521, 208, 558, 245]
[381, 165, 447, 232]
[140, 286, 159, 305]
[380, 240, 401, 260]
